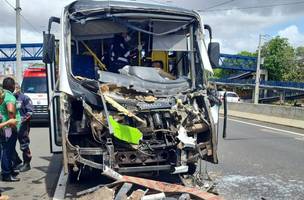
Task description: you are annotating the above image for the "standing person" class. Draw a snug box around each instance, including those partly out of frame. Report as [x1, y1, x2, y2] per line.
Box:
[13, 83, 33, 172]
[1, 114, 17, 198]
[0, 115, 18, 197]
[0, 81, 21, 181]
[108, 32, 132, 73]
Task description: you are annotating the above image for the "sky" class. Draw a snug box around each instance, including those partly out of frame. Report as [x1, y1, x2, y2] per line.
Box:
[0, 0, 304, 54]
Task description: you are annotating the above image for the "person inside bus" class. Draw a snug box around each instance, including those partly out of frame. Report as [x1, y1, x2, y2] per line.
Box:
[0, 82, 21, 182]
[152, 60, 176, 80]
[108, 32, 132, 73]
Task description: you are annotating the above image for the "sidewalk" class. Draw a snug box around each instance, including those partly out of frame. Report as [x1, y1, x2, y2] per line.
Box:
[220, 109, 304, 129]
[2, 128, 61, 200]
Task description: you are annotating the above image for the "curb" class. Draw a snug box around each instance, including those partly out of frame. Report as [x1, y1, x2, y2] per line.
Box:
[220, 109, 304, 129]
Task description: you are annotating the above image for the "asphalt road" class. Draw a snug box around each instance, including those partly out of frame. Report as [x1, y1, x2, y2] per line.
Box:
[1, 117, 304, 200]
[0, 127, 62, 200]
[209, 117, 304, 200]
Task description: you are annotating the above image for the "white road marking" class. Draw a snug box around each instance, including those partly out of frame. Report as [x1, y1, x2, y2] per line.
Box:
[227, 118, 304, 137]
[53, 168, 68, 200]
[260, 128, 280, 134]
[295, 137, 304, 141]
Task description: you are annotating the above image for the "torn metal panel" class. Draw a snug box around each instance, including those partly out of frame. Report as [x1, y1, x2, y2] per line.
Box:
[102, 165, 123, 180]
[98, 67, 190, 95]
[103, 94, 146, 124]
[115, 183, 133, 200]
[177, 126, 196, 148]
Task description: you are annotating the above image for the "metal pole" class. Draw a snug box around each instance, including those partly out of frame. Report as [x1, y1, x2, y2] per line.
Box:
[254, 34, 262, 104]
[223, 92, 227, 139]
[16, 0, 22, 83]
[189, 25, 196, 89]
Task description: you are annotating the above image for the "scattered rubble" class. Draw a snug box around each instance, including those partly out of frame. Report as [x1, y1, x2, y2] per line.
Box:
[76, 169, 223, 200]
[77, 187, 115, 200]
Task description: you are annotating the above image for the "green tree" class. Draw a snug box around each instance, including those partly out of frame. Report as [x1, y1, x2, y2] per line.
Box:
[296, 46, 304, 67]
[261, 36, 296, 81]
[293, 46, 304, 82]
[238, 51, 257, 57]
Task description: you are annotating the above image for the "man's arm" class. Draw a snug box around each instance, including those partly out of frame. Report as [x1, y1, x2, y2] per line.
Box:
[6, 102, 16, 119]
[0, 118, 17, 128]
[23, 96, 33, 121]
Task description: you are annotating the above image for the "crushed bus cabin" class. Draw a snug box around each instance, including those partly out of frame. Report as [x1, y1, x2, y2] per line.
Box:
[43, 0, 227, 191]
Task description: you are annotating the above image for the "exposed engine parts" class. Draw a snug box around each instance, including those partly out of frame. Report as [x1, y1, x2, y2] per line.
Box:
[65, 78, 219, 175]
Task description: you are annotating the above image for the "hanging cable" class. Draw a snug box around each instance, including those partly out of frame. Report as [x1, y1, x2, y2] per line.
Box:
[2, 0, 41, 34]
[202, 0, 304, 12]
[204, 0, 235, 11]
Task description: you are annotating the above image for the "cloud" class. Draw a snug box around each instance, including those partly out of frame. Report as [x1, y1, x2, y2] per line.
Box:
[0, 26, 42, 43]
[0, 0, 304, 53]
[278, 25, 304, 47]
[201, 9, 285, 53]
[0, 0, 73, 43]
[169, 0, 304, 53]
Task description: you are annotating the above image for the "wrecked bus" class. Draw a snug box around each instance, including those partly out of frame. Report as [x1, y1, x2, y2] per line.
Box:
[43, 0, 222, 181]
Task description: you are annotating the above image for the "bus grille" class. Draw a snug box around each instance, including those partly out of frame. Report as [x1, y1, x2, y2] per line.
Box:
[33, 105, 48, 113]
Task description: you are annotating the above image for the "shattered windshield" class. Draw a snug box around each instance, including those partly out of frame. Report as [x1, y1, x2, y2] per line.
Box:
[69, 13, 202, 94]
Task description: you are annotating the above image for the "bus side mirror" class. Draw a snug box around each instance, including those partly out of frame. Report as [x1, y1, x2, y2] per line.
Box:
[43, 32, 55, 64]
[208, 42, 220, 68]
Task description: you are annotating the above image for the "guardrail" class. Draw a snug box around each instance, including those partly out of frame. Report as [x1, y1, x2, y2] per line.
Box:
[227, 102, 304, 121]
[211, 78, 304, 91]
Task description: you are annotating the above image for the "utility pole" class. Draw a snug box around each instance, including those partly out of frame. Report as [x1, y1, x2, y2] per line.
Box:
[16, 0, 22, 83]
[254, 34, 262, 104]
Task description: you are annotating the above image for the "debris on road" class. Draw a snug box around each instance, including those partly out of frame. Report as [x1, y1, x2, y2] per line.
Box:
[0, 194, 9, 200]
[127, 189, 146, 200]
[77, 186, 115, 200]
[141, 192, 166, 200]
[0, 190, 9, 200]
[114, 183, 133, 200]
[76, 173, 223, 200]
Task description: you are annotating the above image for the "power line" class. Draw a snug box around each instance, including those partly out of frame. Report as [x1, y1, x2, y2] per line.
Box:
[204, 0, 235, 11]
[20, 15, 41, 34]
[2, 0, 41, 34]
[3, 0, 14, 9]
[202, 1, 304, 12]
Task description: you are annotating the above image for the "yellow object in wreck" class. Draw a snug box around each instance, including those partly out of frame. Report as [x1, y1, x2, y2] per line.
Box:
[109, 116, 143, 145]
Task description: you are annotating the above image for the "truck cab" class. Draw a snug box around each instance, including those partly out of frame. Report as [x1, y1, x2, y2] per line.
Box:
[44, 0, 221, 180]
[21, 64, 48, 123]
